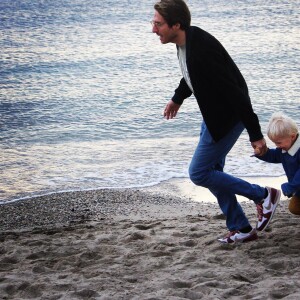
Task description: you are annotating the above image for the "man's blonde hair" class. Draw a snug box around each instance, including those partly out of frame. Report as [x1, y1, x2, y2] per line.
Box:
[267, 112, 298, 140]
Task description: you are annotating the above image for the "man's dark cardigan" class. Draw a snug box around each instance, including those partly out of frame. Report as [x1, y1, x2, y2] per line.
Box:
[172, 26, 263, 143]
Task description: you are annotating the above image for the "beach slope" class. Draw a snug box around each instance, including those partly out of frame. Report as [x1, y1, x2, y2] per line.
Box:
[1, 188, 300, 299]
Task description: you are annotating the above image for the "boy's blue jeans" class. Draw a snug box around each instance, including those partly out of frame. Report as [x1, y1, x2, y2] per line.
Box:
[189, 121, 265, 231]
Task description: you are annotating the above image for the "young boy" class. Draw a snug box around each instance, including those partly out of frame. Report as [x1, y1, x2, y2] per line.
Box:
[255, 112, 300, 215]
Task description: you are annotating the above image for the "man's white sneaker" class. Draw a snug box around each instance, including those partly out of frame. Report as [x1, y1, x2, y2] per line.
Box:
[256, 187, 281, 231]
[218, 228, 258, 244]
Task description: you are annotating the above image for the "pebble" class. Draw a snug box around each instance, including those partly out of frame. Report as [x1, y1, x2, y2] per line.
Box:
[0, 189, 217, 232]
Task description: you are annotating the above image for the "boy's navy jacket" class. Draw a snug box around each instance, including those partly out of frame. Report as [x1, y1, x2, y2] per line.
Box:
[172, 26, 263, 143]
[257, 135, 300, 197]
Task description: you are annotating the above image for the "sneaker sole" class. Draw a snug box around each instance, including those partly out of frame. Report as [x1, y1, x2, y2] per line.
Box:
[218, 232, 258, 244]
[257, 189, 281, 232]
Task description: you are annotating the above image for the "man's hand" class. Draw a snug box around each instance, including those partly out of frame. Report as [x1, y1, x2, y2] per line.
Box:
[251, 138, 268, 156]
[163, 100, 181, 120]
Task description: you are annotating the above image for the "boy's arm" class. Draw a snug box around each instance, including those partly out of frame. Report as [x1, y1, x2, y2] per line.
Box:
[254, 148, 282, 163]
[282, 151, 300, 197]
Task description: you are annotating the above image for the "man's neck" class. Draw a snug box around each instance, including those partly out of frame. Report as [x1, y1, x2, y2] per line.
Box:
[175, 30, 186, 47]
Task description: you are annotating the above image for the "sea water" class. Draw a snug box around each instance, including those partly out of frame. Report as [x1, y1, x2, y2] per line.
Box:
[0, 0, 299, 203]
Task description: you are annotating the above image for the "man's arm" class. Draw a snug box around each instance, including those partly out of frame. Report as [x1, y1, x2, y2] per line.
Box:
[172, 78, 193, 106]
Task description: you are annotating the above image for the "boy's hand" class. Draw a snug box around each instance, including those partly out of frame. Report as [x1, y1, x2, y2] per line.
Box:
[251, 139, 268, 156]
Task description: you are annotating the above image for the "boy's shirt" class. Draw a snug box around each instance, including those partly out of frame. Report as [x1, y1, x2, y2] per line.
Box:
[257, 135, 300, 197]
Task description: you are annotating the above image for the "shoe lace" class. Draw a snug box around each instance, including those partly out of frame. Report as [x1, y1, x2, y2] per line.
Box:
[256, 202, 263, 221]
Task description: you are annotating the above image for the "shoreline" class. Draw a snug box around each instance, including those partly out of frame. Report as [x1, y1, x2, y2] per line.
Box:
[142, 175, 286, 203]
[0, 176, 287, 232]
[0, 175, 286, 205]
[0, 176, 286, 232]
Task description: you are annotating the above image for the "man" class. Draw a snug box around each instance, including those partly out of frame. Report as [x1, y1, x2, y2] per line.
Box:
[151, 0, 281, 243]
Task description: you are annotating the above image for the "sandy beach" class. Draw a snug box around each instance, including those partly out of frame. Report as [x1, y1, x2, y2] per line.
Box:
[1, 177, 300, 300]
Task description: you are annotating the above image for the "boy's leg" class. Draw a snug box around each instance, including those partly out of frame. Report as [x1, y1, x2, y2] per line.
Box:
[288, 192, 300, 215]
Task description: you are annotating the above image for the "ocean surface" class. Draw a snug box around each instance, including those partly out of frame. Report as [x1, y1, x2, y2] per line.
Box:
[1, 0, 299, 204]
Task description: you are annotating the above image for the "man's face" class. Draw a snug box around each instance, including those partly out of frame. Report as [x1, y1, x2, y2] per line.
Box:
[151, 11, 178, 44]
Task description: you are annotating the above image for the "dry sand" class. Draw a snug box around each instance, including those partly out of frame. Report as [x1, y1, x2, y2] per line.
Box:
[1, 178, 300, 300]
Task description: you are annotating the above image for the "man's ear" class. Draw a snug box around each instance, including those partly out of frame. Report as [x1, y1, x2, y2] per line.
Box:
[172, 23, 181, 30]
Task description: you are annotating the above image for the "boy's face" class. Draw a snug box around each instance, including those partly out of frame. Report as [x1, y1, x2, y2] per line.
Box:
[271, 134, 297, 151]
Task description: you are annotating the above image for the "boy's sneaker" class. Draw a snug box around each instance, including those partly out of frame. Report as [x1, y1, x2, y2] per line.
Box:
[256, 187, 281, 231]
[218, 228, 258, 244]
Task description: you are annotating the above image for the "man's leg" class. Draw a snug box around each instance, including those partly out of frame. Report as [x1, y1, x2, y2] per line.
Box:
[189, 122, 265, 231]
[209, 187, 250, 231]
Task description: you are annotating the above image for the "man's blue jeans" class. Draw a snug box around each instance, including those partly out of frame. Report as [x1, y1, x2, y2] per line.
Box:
[189, 121, 265, 231]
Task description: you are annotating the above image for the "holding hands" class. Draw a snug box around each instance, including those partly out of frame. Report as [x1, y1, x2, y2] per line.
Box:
[251, 138, 268, 156]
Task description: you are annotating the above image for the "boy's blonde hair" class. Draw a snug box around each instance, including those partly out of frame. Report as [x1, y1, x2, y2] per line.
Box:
[267, 112, 299, 140]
